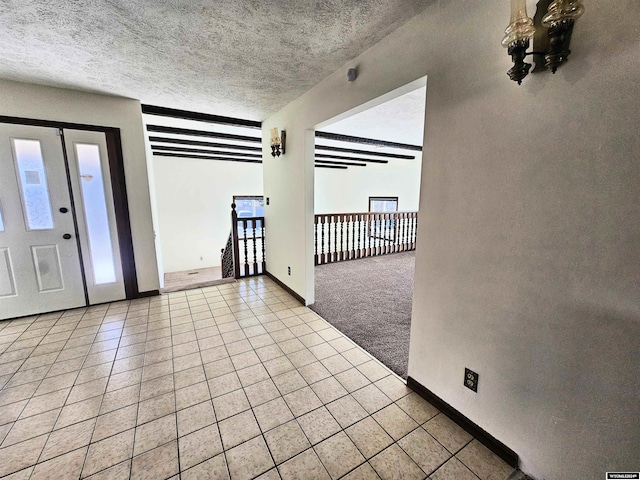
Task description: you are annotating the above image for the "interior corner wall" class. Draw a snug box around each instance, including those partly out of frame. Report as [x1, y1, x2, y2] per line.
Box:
[152, 156, 263, 273]
[0, 80, 160, 292]
[262, 1, 640, 478]
[314, 153, 423, 214]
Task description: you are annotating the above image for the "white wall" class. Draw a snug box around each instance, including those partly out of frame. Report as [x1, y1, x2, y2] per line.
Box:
[143, 136, 165, 288]
[315, 153, 422, 214]
[0, 80, 159, 292]
[263, 2, 640, 479]
[153, 155, 263, 272]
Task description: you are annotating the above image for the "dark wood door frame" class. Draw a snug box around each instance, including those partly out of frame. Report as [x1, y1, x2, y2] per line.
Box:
[0, 115, 153, 300]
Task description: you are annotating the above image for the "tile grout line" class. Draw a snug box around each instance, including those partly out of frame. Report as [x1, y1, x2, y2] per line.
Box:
[222, 281, 283, 479]
[74, 299, 138, 479]
[165, 294, 182, 480]
[190, 284, 233, 480]
[126, 296, 154, 480]
[243, 281, 307, 480]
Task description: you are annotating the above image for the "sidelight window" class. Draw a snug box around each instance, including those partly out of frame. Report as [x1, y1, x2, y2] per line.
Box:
[75, 143, 117, 285]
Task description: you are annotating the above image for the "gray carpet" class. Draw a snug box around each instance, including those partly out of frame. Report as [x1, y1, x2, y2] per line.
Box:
[310, 251, 415, 379]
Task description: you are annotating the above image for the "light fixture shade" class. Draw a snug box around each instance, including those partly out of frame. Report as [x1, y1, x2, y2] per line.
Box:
[542, 0, 585, 27]
[270, 127, 280, 146]
[502, 0, 536, 47]
[270, 127, 285, 157]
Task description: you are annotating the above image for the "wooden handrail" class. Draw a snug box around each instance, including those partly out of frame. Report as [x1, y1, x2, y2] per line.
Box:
[315, 211, 418, 218]
[231, 203, 240, 279]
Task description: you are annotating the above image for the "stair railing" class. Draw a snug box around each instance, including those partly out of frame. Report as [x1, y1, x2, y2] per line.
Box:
[221, 232, 235, 278]
[221, 203, 266, 279]
[314, 211, 418, 266]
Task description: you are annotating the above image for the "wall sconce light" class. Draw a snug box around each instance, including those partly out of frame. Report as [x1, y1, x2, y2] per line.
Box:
[270, 128, 286, 157]
[502, 0, 584, 84]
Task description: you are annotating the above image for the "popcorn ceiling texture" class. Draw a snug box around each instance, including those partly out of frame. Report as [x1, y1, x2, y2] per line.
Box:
[0, 0, 433, 120]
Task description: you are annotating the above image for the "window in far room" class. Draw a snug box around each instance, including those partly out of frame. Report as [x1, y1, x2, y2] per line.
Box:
[369, 196, 398, 213]
[233, 196, 264, 218]
[233, 196, 264, 237]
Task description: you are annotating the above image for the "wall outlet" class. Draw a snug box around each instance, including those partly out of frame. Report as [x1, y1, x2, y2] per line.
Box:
[464, 368, 478, 392]
[266, 197, 270, 205]
[200, 256, 203, 261]
[287, 266, 291, 275]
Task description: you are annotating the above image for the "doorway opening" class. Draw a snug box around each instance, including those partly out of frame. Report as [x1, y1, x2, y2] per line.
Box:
[143, 108, 264, 292]
[311, 79, 427, 378]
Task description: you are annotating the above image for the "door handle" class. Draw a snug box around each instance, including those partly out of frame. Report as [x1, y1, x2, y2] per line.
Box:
[63, 234, 72, 240]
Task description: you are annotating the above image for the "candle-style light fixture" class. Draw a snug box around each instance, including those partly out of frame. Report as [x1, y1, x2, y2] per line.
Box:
[270, 128, 286, 157]
[502, 0, 584, 84]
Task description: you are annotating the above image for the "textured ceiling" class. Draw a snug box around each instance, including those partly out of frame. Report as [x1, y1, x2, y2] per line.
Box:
[0, 1, 432, 120]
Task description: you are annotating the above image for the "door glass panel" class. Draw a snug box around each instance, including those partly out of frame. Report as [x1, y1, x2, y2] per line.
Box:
[75, 143, 117, 285]
[12, 139, 55, 230]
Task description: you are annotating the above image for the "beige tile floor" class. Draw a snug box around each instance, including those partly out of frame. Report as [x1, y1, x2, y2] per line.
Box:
[0, 277, 516, 480]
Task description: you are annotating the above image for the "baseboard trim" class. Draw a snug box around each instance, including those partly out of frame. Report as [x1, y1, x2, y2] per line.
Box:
[264, 271, 305, 305]
[133, 290, 160, 299]
[406, 376, 519, 468]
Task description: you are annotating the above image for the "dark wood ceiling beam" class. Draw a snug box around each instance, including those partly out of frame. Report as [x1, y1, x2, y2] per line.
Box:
[314, 159, 367, 167]
[147, 125, 261, 143]
[152, 152, 262, 164]
[142, 105, 262, 129]
[315, 154, 388, 164]
[315, 144, 415, 159]
[315, 164, 348, 169]
[148, 136, 262, 151]
[152, 145, 262, 158]
[315, 131, 422, 151]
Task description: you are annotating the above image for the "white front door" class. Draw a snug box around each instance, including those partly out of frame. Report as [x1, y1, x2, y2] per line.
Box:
[0, 124, 86, 320]
[63, 129, 126, 305]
